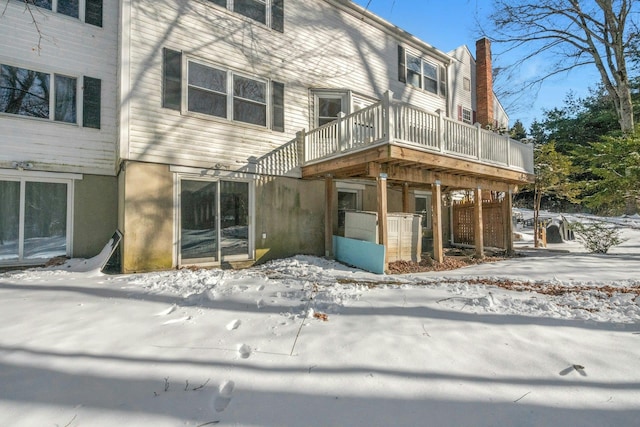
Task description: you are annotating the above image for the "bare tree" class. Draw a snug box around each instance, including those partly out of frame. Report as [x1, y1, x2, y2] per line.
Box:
[488, 0, 639, 133]
[2, 0, 44, 52]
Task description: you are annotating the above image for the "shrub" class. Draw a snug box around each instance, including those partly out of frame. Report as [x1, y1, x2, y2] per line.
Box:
[570, 221, 627, 254]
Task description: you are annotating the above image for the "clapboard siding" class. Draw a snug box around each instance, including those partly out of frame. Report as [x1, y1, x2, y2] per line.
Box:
[0, 1, 118, 176]
[123, 0, 449, 170]
[449, 46, 475, 120]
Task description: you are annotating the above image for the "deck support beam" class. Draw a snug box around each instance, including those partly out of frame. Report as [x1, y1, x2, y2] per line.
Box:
[402, 183, 410, 213]
[432, 181, 444, 263]
[377, 174, 388, 270]
[474, 187, 484, 258]
[324, 175, 334, 257]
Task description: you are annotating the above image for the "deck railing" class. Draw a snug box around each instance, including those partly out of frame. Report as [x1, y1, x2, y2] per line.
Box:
[303, 90, 534, 175]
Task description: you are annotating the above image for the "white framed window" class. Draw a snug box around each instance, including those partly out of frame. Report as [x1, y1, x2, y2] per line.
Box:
[415, 192, 432, 231]
[463, 77, 471, 91]
[205, 0, 284, 32]
[186, 59, 268, 127]
[162, 51, 284, 130]
[400, 48, 447, 97]
[0, 63, 101, 128]
[312, 90, 350, 127]
[233, 74, 267, 126]
[462, 107, 472, 124]
[31, 0, 103, 27]
[336, 182, 363, 229]
[0, 174, 75, 265]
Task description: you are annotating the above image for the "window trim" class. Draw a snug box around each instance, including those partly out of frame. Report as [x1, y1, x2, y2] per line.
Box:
[173, 171, 255, 267]
[414, 191, 433, 231]
[204, 0, 284, 32]
[0, 62, 101, 129]
[462, 107, 472, 124]
[312, 90, 350, 128]
[0, 174, 76, 266]
[400, 47, 447, 98]
[181, 56, 281, 130]
[336, 183, 363, 230]
[31, 0, 103, 27]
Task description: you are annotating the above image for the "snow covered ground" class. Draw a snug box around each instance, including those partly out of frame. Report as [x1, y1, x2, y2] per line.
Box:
[1, 214, 639, 426]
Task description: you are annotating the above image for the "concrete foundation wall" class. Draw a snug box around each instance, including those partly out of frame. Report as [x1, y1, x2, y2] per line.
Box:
[120, 162, 174, 273]
[73, 175, 118, 258]
[255, 176, 325, 264]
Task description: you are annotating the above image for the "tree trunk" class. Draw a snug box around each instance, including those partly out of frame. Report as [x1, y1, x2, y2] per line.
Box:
[617, 80, 635, 133]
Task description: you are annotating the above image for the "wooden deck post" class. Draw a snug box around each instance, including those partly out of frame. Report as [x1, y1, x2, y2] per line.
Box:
[504, 188, 514, 255]
[325, 175, 334, 257]
[432, 180, 444, 263]
[402, 183, 410, 213]
[377, 173, 388, 269]
[474, 187, 484, 258]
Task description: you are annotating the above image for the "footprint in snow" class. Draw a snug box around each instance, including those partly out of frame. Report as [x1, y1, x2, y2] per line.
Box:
[257, 284, 265, 291]
[226, 319, 241, 331]
[237, 344, 252, 359]
[256, 298, 265, 309]
[155, 304, 177, 316]
[162, 316, 191, 325]
[213, 380, 235, 412]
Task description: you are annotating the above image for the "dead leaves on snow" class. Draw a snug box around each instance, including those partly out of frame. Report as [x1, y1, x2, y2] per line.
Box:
[313, 312, 329, 321]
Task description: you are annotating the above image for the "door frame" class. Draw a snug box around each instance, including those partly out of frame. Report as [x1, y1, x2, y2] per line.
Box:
[173, 169, 255, 268]
[0, 170, 77, 266]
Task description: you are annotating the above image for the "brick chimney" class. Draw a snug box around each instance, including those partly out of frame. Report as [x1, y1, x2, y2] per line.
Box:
[475, 38, 494, 127]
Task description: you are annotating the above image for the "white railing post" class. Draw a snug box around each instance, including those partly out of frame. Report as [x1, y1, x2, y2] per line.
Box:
[475, 123, 483, 161]
[506, 135, 512, 167]
[337, 112, 346, 152]
[436, 109, 445, 152]
[298, 129, 307, 163]
[383, 90, 394, 142]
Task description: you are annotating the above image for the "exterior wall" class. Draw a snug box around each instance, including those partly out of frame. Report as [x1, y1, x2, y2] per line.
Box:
[255, 176, 326, 263]
[0, 1, 119, 176]
[120, 161, 174, 273]
[449, 45, 475, 123]
[119, 161, 328, 272]
[120, 0, 450, 172]
[73, 174, 118, 257]
[494, 96, 509, 130]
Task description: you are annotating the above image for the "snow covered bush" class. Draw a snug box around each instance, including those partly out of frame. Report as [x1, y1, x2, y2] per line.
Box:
[570, 221, 627, 254]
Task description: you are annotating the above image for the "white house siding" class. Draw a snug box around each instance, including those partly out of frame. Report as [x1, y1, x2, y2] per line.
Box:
[494, 96, 509, 130]
[448, 45, 475, 123]
[0, 1, 119, 176]
[121, 0, 450, 172]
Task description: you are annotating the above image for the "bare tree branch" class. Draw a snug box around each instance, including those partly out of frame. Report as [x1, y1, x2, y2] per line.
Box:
[486, 0, 639, 132]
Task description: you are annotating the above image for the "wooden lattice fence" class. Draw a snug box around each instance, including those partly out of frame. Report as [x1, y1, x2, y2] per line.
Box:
[452, 199, 505, 249]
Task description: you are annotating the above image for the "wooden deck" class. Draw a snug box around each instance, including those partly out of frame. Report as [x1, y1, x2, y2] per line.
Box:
[301, 91, 534, 190]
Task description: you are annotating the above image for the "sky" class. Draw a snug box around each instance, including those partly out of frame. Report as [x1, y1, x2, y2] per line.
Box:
[1, 211, 639, 425]
[351, 0, 601, 130]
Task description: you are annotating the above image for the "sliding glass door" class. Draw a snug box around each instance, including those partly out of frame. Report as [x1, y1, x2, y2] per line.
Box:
[179, 178, 251, 265]
[0, 178, 71, 264]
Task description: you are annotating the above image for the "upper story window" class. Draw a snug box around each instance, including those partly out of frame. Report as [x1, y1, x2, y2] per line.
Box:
[31, 0, 103, 27]
[312, 90, 349, 128]
[463, 77, 471, 91]
[462, 107, 472, 124]
[457, 105, 474, 125]
[206, 0, 284, 32]
[0, 63, 101, 128]
[398, 45, 447, 98]
[162, 49, 284, 131]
